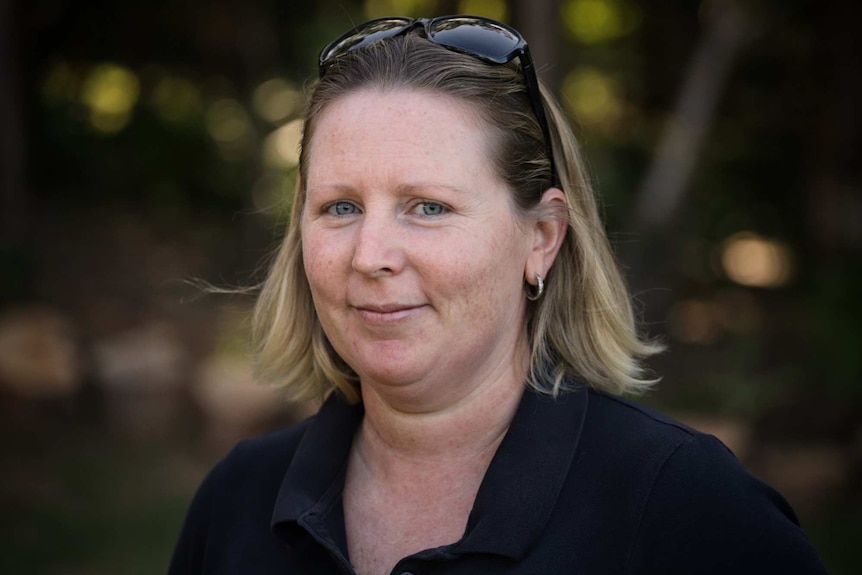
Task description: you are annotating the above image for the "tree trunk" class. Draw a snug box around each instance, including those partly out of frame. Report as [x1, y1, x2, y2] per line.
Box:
[805, 0, 862, 253]
[511, 0, 563, 93]
[631, 0, 753, 234]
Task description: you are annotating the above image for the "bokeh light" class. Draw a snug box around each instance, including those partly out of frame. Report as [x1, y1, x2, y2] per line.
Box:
[252, 78, 302, 124]
[667, 289, 764, 346]
[205, 98, 254, 158]
[562, 0, 641, 44]
[262, 119, 303, 170]
[252, 172, 295, 215]
[150, 71, 203, 125]
[562, 67, 623, 131]
[206, 99, 252, 143]
[80, 63, 140, 134]
[458, 0, 508, 22]
[720, 232, 794, 289]
[364, 0, 437, 19]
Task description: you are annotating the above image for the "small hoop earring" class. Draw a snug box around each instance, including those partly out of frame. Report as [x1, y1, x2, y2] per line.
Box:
[526, 273, 544, 301]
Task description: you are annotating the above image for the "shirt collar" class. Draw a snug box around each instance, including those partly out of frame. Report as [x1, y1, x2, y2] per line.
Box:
[271, 394, 361, 530]
[455, 385, 589, 558]
[271, 383, 589, 560]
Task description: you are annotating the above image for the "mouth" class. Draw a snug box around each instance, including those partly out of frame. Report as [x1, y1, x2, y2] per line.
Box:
[352, 303, 426, 323]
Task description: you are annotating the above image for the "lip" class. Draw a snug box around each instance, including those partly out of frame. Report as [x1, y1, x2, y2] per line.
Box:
[353, 303, 426, 324]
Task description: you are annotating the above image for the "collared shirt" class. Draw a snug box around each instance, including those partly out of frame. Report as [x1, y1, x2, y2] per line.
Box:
[169, 385, 827, 574]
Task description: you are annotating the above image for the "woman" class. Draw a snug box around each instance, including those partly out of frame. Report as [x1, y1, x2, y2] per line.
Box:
[170, 16, 827, 575]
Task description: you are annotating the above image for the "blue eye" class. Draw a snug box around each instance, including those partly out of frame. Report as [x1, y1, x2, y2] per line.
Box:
[327, 201, 359, 216]
[415, 202, 447, 216]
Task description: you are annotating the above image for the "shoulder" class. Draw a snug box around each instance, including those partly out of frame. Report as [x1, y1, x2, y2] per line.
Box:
[579, 389, 791, 523]
[194, 416, 317, 518]
[219, 417, 316, 480]
[580, 390, 772, 504]
[575, 391, 826, 574]
[586, 389, 696, 434]
[168, 416, 316, 574]
[628, 432, 827, 573]
[578, 389, 706, 466]
[180, 415, 317, 508]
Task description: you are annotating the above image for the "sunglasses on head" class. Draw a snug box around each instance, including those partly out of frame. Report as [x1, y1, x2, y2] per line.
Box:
[319, 15, 557, 187]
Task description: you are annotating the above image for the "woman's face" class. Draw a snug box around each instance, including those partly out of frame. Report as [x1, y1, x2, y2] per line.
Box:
[301, 89, 537, 402]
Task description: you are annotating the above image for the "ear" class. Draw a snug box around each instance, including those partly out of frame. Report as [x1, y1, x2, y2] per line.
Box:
[525, 187, 567, 286]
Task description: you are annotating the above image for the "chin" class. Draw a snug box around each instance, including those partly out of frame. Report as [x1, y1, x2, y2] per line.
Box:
[355, 362, 428, 389]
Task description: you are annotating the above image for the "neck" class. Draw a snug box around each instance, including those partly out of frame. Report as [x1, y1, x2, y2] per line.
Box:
[354, 358, 526, 475]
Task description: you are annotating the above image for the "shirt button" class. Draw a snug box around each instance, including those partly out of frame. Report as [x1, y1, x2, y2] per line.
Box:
[400, 572, 414, 575]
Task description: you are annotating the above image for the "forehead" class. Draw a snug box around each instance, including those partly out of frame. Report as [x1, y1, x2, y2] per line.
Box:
[304, 88, 497, 186]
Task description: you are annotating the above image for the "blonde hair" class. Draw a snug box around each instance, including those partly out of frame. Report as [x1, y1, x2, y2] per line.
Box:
[253, 34, 661, 403]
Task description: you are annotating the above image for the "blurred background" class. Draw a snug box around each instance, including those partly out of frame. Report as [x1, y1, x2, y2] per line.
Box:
[1, 0, 860, 572]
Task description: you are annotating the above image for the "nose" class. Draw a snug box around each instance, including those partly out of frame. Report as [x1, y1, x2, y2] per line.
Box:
[351, 213, 403, 277]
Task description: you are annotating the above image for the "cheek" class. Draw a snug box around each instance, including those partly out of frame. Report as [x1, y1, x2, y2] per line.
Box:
[301, 236, 340, 298]
[428, 233, 523, 311]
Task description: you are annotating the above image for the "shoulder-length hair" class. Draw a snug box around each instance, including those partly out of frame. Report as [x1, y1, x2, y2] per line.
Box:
[252, 34, 661, 403]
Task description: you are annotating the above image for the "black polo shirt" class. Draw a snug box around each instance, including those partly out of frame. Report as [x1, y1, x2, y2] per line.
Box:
[169, 385, 827, 574]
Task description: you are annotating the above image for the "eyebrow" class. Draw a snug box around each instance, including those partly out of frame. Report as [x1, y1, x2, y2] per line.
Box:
[305, 181, 466, 196]
[305, 183, 353, 196]
[396, 182, 465, 195]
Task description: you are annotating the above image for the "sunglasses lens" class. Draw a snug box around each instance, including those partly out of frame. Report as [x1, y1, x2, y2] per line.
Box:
[427, 17, 522, 63]
[321, 18, 413, 63]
